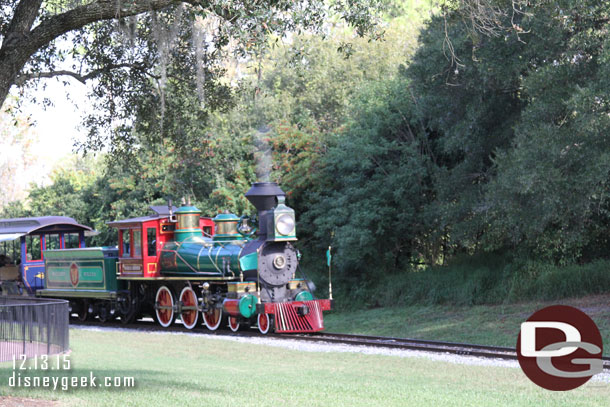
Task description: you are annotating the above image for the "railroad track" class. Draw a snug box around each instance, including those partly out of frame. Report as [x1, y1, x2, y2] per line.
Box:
[291, 333, 610, 370]
[71, 320, 610, 370]
[287, 332, 518, 360]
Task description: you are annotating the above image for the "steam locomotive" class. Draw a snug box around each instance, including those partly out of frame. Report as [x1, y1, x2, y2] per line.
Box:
[0, 182, 331, 333]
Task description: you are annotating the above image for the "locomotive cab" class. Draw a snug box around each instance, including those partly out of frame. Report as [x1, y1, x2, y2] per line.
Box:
[108, 205, 215, 278]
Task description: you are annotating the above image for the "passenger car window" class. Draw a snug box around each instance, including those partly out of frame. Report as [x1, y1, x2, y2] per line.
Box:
[26, 235, 42, 261]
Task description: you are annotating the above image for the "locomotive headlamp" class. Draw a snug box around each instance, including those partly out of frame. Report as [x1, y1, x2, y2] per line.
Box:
[276, 214, 295, 236]
[266, 195, 297, 241]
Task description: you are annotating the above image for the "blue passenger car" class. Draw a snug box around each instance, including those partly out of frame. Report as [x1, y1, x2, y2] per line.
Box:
[0, 216, 91, 294]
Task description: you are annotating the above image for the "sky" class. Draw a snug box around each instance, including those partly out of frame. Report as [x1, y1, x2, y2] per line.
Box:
[26, 77, 89, 164]
[1, 77, 92, 207]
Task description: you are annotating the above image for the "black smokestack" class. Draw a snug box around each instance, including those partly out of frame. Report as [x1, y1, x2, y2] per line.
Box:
[245, 182, 285, 238]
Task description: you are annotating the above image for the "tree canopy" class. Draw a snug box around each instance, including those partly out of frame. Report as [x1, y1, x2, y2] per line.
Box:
[0, 0, 383, 128]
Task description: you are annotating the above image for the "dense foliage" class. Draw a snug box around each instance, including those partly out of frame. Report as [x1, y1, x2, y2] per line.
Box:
[311, 0, 610, 275]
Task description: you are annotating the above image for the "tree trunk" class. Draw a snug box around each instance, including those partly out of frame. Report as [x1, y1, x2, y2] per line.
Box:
[0, 0, 44, 105]
[0, 46, 36, 107]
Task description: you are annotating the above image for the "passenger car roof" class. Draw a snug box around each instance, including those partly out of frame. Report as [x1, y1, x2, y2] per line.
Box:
[0, 216, 92, 235]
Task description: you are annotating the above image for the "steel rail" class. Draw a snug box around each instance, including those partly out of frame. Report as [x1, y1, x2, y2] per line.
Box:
[305, 332, 515, 352]
[280, 332, 518, 360]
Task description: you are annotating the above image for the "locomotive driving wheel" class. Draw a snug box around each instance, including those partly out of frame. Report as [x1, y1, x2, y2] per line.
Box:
[202, 308, 223, 331]
[179, 287, 199, 330]
[155, 285, 176, 328]
[257, 313, 273, 335]
[228, 316, 240, 332]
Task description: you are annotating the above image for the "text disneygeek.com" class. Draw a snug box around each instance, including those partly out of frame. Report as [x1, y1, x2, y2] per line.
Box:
[8, 371, 136, 390]
[7, 354, 135, 391]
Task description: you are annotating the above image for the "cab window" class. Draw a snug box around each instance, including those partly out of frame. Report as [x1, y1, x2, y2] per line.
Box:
[65, 233, 80, 249]
[122, 230, 131, 257]
[147, 228, 157, 257]
[133, 229, 142, 257]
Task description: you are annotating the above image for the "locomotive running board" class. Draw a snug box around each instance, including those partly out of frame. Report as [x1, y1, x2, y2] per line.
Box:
[261, 299, 332, 333]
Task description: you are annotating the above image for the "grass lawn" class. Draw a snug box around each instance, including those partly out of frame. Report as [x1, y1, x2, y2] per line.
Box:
[324, 294, 610, 354]
[0, 328, 609, 406]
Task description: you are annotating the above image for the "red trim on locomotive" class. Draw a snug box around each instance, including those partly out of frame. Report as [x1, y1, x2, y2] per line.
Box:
[263, 299, 332, 333]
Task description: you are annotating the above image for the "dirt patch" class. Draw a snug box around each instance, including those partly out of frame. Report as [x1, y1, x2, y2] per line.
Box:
[553, 295, 610, 316]
[0, 397, 61, 407]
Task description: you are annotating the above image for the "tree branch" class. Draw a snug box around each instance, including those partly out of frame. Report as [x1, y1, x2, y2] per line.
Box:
[27, 0, 203, 54]
[14, 62, 157, 85]
[16, 69, 91, 84]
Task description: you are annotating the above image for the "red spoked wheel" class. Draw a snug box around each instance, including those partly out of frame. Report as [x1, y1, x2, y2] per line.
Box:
[257, 313, 272, 335]
[228, 316, 240, 332]
[203, 308, 223, 331]
[179, 287, 199, 330]
[155, 286, 175, 328]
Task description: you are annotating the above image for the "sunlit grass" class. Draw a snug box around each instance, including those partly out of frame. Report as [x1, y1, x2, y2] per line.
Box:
[0, 328, 608, 406]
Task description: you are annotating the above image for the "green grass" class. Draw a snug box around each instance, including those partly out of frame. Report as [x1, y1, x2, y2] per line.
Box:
[1, 328, 609, 406]
[324, 294, 610, 354]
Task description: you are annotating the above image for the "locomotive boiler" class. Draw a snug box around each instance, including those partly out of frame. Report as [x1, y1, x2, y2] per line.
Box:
[159, 182, 303, 296]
